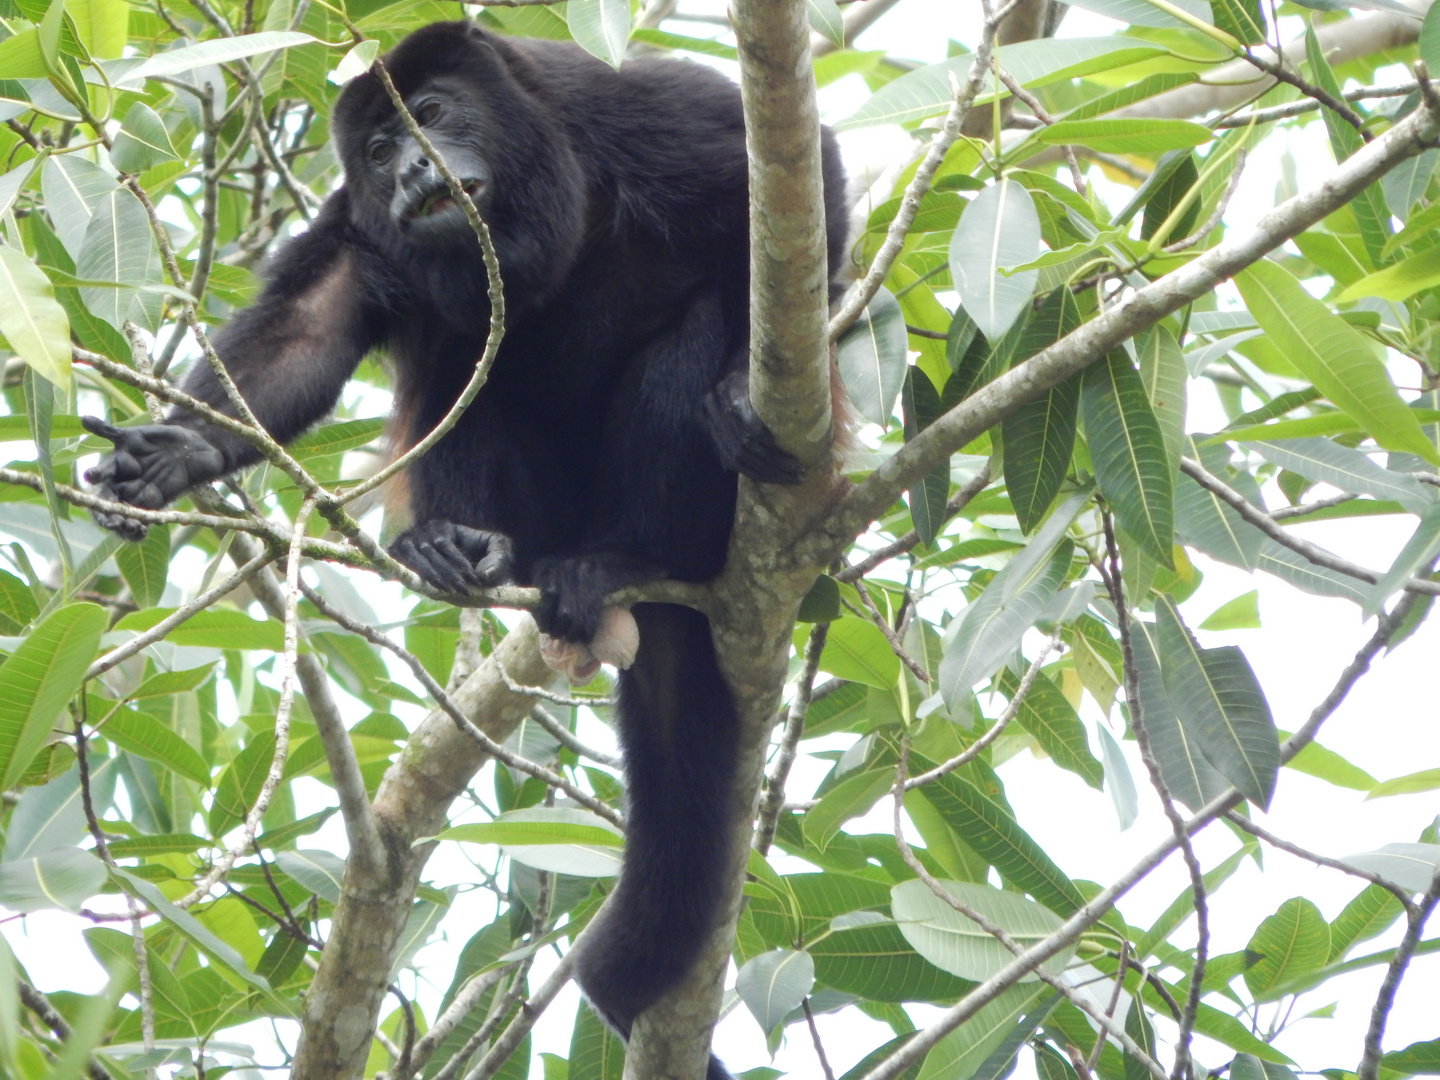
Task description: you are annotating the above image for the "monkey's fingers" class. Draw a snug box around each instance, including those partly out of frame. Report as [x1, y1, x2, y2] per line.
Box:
[453, 526, 514, 585]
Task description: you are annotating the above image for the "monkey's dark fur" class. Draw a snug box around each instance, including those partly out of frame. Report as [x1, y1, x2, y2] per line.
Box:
[84, 22, 848, 1076]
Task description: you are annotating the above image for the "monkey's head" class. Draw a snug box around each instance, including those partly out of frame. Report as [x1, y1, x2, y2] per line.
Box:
[332, 22, 589, 295]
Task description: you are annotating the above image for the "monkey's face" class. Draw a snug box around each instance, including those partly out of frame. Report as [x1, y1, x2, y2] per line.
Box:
[357, 77, 496, 248]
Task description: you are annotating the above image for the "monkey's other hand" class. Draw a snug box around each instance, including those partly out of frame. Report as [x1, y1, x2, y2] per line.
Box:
[82, 417, 226, 542]
[389, 520, 515, 594]
[704, 371, 804, 485]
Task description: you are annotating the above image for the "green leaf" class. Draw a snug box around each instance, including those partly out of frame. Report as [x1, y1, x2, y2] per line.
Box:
[917, 984, 1045, 1080]
[0, 29, 49, 79]
[75, 186, 160, 332]
[1129, 619, 1230, 811]
[127, 30, 317, 81]
[566, 0, 630, 70]
[1243, 897, 1330, 1000]
[1235, 262, 1440, 465]
[1305, 26, 1390, 265]
[290, 417, 386, 457]
[0, 602, 106, 790]
[1155, 599, 1278, 808]
[1348, 236, 1440, 304]
[940, 541, 1070, 702]
[1210, 0, 1264, 44]
[837, 38, 1166, 130]
[1082, 350, 1174, 566]
[1383, 1037, 1440, 1075]
[208, 729, 275, 837]
[817, 616, 901, 690]
[113, 868, 284, 1003]
[1004, 373, 1080, 534]
[41, 154, 116, 261]
[628, 27, 737, 60]
[1137, 325, 1187, 475]
[109, 102, 178, 174]
[809, 920, 974, 1002]
[1257, 538, 1370, 604]
[438, 813, 623, 849]
[1329, 883, 1404, 960]
[995, 668, 1103, 789]
[737, 949, 815, 1034]
[451, 807, 623, 878]
[803, 767, 893, 851]
[101, 708, 210, 786]
[1176, 444, 1264, 571]
[114, 606, 284, 650]
[0, 246, 71, 394]
[915, 761, 1087, 917]
[330, 37, 378, 84]
[951, 180, 1040, 342]
[837, 287, 907, 425]
[938, 490, 1087, 703]
[0, 847, 104, 912]
[106, 833, 209, 858]
[1247, 437, 1434, 512]
[1199, 590, 1259, 631]
[115, 524, 169, 608]
[1340, 843, 1440, 892]
[274, 848, 346, 902]
[806, 0, 844, 47]
[891, 879, 1074, 981]
[1033, 118, 1211, 155]
[904, 368, 949, 546]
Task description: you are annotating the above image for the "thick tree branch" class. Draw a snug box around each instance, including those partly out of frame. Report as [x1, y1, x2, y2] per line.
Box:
[805, 94, 1440, 564]
[735, 0, 833, 465]
[289, 619, 558, 1080]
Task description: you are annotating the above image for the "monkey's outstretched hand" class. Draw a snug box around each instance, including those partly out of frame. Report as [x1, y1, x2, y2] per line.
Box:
[389, 520, 515, 595]
[82, 417, 226, 542]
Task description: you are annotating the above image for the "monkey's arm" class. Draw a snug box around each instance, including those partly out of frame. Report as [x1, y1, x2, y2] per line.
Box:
[85, 200, 384, 537]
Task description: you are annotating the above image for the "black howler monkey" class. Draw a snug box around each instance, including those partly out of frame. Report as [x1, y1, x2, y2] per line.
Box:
[83, 21, 848, 1077]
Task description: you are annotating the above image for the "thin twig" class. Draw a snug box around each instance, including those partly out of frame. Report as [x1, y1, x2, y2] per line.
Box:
[891, 741, 1169, 1080]
[1162, 150, 1247, 255]
[1357, 870, 1440, 1080]
[402, 967, 512, 1078]
[854, 578, 930, 683]
[829, 37, 996, 341]
[494, 660, 616, 708]
[299, 582, 625, 828]
[1180, 456, 1440, 596]
[1099, 513, 1205, 1080]
[1242, 49, 1371, 139]
[1211, 81, 1417, 129]
[528, 704, 622, 768]
[17, 982, 114, 1080]
[802, 998, 837, 1080]
[996, 66, 1085, 193]
[903, 634, 1061, 790]
[837, 464, 992, 583]
[173, 497, 314, 909]
[1224, 812, 1419, 912]
[755, 622, 829, 855]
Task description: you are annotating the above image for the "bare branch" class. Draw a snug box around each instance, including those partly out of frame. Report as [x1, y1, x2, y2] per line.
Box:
[755, 621, 828, 855]
[1179, 455, 1440, 596]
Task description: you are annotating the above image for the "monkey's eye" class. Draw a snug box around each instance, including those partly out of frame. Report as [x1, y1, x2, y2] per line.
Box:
[416, 101, 442, 126]
[369, 141, 395, 165]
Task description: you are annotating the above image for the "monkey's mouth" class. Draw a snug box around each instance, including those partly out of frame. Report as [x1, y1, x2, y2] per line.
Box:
[410, 179, 486, 220]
